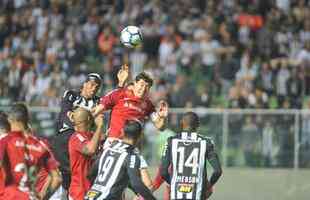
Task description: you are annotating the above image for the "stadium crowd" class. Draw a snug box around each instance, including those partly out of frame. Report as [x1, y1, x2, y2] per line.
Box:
[0, 0, 309, 109]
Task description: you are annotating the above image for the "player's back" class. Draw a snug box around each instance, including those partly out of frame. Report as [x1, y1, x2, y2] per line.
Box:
[167, 132, 213, 200]
[1, 131, 33, 200]
[85, 140, 138, 200]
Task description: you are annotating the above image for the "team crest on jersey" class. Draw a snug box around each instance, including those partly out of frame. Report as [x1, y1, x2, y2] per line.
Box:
[85, 190, 101, 200]
[177, 183, 194, 193]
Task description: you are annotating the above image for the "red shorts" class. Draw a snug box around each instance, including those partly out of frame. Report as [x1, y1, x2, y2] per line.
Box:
[2, 186, 29, 200]
[69, 187, 88, 200]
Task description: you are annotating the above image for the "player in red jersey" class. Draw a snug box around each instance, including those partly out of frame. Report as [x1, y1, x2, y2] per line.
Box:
[94, 71, 168, 139]
[68, 108, 104, 200]
[0, 104, 37, 200]
[1, 103, 62, 200]
[34, 137, 62, 200]
[93, 71, 169, 191]
[0, 112, 11, 198]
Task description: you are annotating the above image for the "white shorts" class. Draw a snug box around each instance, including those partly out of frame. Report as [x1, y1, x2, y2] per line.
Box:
[48, 186, 67, 200]
[103, 137, 148, 169]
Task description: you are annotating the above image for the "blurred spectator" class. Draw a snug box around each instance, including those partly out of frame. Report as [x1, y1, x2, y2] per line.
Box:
[262, 121, 279, 166]
[0, 0, 308, 110]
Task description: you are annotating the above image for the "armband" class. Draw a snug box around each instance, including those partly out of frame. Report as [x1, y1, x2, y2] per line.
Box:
[151, 112, 160, 121]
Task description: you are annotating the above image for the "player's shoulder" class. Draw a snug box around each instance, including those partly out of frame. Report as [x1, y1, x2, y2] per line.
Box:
[198, 135, 215, 145]
[63, 89, 79, 100]
[126, 150, 142, 167]
[105, 87, 126, 96]
[70, 132, 88, 143]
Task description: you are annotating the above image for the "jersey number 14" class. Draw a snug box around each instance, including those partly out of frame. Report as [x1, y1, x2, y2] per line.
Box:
[177, 147, 199, 175]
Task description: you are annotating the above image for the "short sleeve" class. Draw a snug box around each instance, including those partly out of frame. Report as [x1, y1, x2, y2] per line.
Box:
[39, 139, 59, 171]
[139, 155, 148, 169]
[46, 151, 59, 171]
[70, 134, 89, 154]
[100, 88, 124, 110]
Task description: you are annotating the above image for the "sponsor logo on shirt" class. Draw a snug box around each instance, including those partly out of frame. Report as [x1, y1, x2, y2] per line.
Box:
[124, 101, 143, 113]
[15, 140, 44, 152]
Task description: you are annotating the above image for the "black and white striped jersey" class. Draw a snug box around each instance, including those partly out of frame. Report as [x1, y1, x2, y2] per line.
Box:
[161, 132, 218, 200]
[85, 140, 156, 200]
[56, 90, 100, 134]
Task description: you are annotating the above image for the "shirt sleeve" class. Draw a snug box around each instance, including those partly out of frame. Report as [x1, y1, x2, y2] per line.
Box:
[99, 88, 123, 110]
[126, 154, 156, 200]
[39, 139, 59, 171]
[160, 138, 172, 184]
[61, 90, 76, 111]
[70, 134, 89, 154]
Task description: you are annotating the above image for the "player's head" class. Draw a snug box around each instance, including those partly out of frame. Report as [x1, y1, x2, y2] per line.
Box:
[8, 103, 30, 130]
[0, 111, 10, 134]
[123, 120, 143, 145]
[81, 73, 102, 99]
[181, 112, 200, 132]
[133, 72, 153, 98]
[71, 107, 93, 129]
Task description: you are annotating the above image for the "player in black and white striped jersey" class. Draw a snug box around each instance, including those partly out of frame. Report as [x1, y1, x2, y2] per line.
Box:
[161, 112, 222, 200]
[85, 120, 156, 200]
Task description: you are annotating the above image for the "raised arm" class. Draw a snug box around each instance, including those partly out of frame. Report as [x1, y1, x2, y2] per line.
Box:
[117, 64, 130, 87]
[151, 100, 169, 131]
[81, 114, 104, 156]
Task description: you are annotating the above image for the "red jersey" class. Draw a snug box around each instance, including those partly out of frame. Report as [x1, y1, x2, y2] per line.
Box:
[0, 131, 31, 200]
[34, 138, 59, 193]
[0, 133, 8, 197]
[68, 131, 94, 200]
[100, 87, 155, 138]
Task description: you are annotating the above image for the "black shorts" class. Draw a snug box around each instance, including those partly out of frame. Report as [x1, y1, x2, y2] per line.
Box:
[50, 129, 75, 190]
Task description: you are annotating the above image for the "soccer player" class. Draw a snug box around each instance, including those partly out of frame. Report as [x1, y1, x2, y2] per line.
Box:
[0, 103, 62, 200]
[161, 112, 222, 200]
[93, 71, 169, 188]
[85, 120, 157, 200]
[51, 67, 128, 191]
[0, 112, 10, 197]
[34, 137, 62, 200]
[68, 108, 104, 200]
[93, 71, 168, 139]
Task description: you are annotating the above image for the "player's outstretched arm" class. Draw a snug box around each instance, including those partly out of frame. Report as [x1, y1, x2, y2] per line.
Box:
[151, 100, 169, 131]
[117, 64, 130, 87]
[41, 169, 62, 200]
[127, 155, 157, 200]
[81, 114, 104, 155]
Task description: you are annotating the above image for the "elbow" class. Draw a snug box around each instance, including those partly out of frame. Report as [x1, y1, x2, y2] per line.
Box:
[88, 148, 96, 155]
[215, 168, 223, 178]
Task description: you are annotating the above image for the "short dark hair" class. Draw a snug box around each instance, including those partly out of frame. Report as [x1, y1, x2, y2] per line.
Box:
[135, 72, 153, 87]
[123, 120, 142, 141]
[0, 112, 10, 132]
[182, 112, 200, 131]
[86, 73, 102, 85]
[9, 103, 29, 126]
